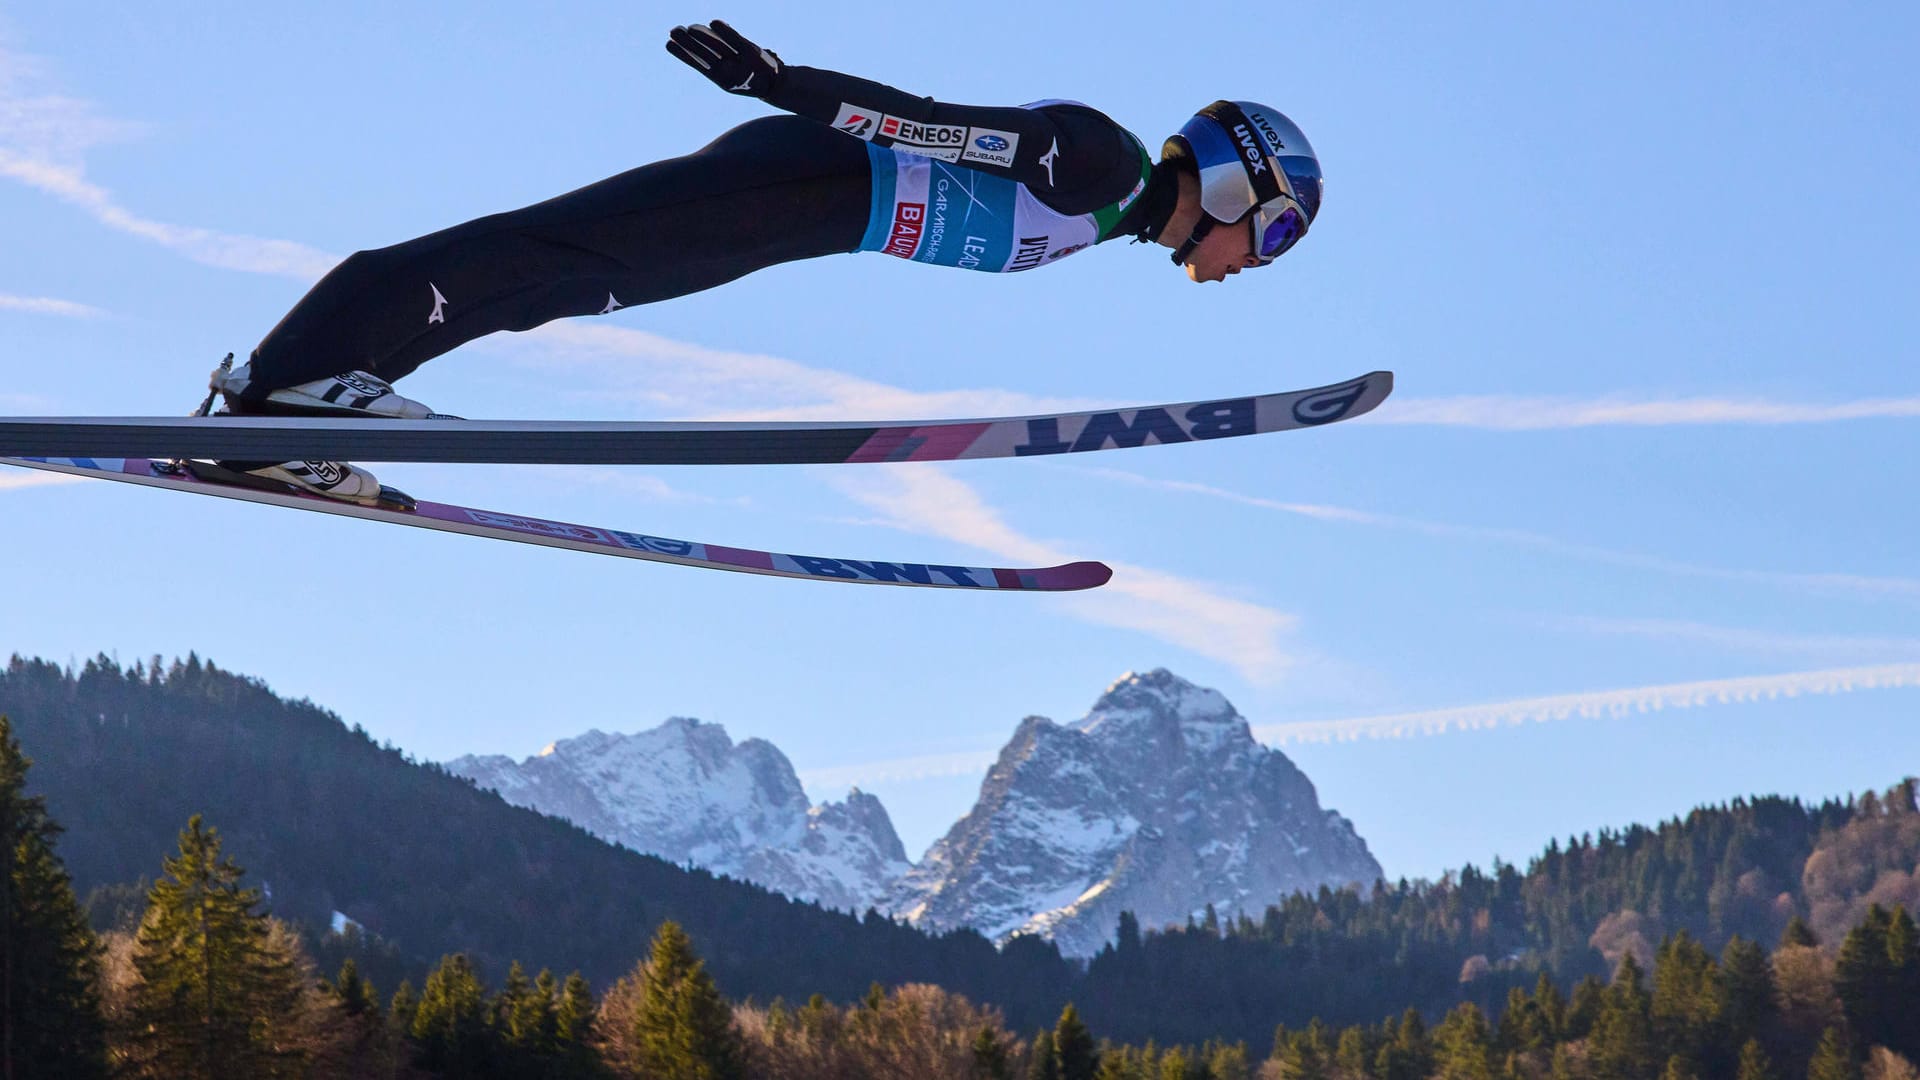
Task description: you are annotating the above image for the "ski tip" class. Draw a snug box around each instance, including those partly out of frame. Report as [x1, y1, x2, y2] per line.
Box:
[1352, 370, 1394, 416]
[1041, 560, 1114, 591]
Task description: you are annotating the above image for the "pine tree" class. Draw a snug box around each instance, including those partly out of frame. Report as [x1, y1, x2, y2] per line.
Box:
[1207, 1040, 1250, 1080]
[388, 979, 419, 1039]
[411, 953, 493, 1076]
[1836, 906, 1894, 1052]
[1661, 1055, 1699, 1080]
[125, 815, 303, 1079]
[332, 957, 376, 1018]
[1334, 1026, 1372, 1079]
[1809, 1027, 1860, 1080]
[973, 1024, 1012, 1080]
[1029, 1029, 1061, 1080]
[1432, 1002, 1496, 1080]
[553, 971, 597, 1078]
[1056, 1003, 1100, 1080]
[1782, 915, 1819, 949]
[495, 960, 559, 1064]
[0, 716, 107, 1079]
[1735, 1038, 1776, 1080]
[1116, 911, 1142, 957]
[1719, 936, 1776, 1054]
[1565, 975, 1606, 1040]
[1376, 1009, 1432, 1080]
[1588, 953, 1656, 1080]
[1277, 1021, 1334, 1080]
[633, 920, 743, 1080]
[1883, 907, 1920, 1061]
[1652, 931, 1724, 1074]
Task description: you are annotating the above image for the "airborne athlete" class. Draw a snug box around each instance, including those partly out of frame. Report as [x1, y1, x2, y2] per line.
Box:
[207, 20, 1325, 504]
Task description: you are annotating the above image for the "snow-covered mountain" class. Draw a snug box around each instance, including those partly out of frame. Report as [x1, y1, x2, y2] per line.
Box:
[446, 670, 1379, 960]
[891, 669, 1382, 957]
[446, 718, 908, 914]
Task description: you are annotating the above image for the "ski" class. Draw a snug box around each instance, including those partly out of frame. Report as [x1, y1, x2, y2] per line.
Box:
[0, 371, 1391, 466]
[0, 457, 1112, 592]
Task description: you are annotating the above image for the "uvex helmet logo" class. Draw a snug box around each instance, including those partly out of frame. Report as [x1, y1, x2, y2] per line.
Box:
[1232, 123, 1268, 175]
[1251, 112, 1287, 153]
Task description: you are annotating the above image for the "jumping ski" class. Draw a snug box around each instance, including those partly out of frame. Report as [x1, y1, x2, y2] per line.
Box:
[0, 456, 1112, 591]
[0, 372, 1391, 466]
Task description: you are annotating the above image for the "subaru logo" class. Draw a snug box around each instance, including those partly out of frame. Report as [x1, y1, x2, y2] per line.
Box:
[975, 135, 1009, 152]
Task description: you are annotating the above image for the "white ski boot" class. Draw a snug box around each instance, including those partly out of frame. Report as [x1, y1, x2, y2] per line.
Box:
[201, 356, 433, 507]
[211, 360, 438, 419]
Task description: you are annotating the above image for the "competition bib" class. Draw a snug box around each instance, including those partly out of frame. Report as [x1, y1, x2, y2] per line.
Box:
[858, 147, 1102, 273]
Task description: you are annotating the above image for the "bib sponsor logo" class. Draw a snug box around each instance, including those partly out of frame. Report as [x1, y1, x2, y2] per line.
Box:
[1012, 399, 1257, 455]
[1046, 243, 1088, 261]
[883, 202, 926, 259]
[957, 234, 990, 271]
[832, 103, 878, 139]
[1006, 235, 1050, 273]
[1116, 175, 1146, 215]
[962, 127, 1020, 168]
[879, 115, 967, 161]
[919, 179, 951, 263]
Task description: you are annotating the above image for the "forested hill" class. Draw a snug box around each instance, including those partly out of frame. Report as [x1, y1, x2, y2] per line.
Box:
[7, 652, 1916, 1051]
[0, 653, 1076, 1029]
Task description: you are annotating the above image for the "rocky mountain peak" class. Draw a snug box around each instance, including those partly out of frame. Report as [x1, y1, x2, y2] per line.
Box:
[447, 718, 906, 914]
[895, 672, 1380, 957]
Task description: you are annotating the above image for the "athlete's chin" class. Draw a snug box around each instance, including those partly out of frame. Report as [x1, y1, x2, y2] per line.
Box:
[1182, 264, 1223, 284]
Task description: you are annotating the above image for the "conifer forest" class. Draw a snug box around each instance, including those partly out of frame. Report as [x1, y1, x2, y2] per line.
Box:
[4, 655, 1919, 1078]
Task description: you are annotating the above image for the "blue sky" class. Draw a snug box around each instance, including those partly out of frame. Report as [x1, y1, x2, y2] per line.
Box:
[3, 2, 1917, 882]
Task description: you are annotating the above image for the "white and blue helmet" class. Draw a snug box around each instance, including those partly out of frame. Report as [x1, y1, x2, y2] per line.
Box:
[1164, 100, 1322, 264]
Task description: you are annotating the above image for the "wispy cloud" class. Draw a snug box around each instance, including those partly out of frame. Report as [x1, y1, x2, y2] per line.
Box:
[491, 325, 1311, 677]
[1090, 468, 1920, 604]
[1376, 394, 1920, 429]
[0, 469, 86, 492]
[513, 322, 1098, 421]
[1252, 664, 1920, 744]
[828, 465, 1299, 682]
[0, 293, 105, 318]
[0, 44, 336, 279]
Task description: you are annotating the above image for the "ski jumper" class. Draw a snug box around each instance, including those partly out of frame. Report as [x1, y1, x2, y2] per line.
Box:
[241, 66, 1181, 400]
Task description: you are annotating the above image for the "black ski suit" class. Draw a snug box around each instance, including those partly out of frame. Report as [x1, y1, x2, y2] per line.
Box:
[241, 62, 1180, 400]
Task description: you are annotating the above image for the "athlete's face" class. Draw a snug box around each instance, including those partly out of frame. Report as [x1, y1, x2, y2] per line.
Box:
[1182, 214, 1263, 283]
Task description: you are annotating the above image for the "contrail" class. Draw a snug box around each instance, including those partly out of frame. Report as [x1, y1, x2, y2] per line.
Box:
[1253, 664, 1920, 744]
[801, 663, 1920, 791]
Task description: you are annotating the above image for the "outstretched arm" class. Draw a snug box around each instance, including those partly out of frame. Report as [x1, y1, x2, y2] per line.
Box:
[666, 20, 1140, 204]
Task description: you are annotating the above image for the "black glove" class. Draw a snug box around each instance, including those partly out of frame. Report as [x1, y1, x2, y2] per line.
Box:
[666, 20, 783, 98]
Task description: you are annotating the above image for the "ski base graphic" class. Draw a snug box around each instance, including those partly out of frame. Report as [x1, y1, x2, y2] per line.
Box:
[2, 457, 1111, 592]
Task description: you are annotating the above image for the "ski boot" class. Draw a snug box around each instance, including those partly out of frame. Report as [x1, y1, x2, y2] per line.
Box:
[188, 354, 421, 510]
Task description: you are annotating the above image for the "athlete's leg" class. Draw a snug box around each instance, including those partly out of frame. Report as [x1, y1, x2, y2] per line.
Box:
[238, 115, 871, 400]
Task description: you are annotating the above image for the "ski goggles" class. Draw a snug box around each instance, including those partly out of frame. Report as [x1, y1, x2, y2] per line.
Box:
[1250, 196, 1310, 264]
